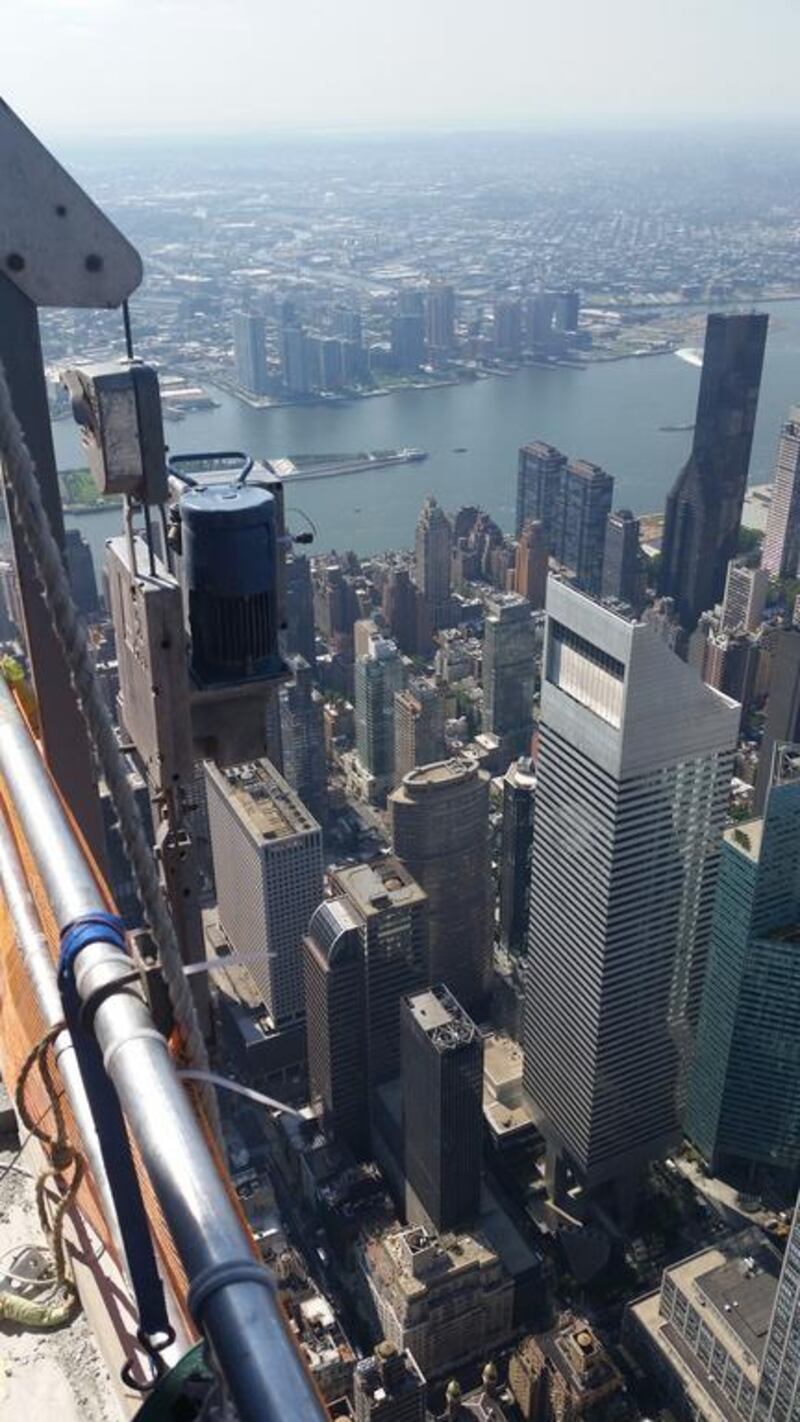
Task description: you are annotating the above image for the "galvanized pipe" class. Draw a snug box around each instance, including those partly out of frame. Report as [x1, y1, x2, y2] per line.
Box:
[0, 679, 325, 1421]
[0, 808, 124, 1254]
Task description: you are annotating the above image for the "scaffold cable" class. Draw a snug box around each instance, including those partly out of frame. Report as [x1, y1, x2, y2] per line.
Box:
[0, 357, 218, 1135]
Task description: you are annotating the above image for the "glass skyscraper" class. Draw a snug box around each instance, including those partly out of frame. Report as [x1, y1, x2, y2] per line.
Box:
[659, 312, 768, 631]
[522, 578, 739, 1204]
[754, 1187, 800, 1420]
[688, 750, 800, 1182]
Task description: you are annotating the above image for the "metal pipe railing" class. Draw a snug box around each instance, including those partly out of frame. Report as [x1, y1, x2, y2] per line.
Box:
[0, 678, 326, 1421]
[0, 809, 124, 1256]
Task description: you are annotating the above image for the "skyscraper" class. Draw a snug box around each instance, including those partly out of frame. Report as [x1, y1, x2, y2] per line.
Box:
[560, 459, 614, 595]
[415, 496, 452, 631]
[514, 519, 549, 609]
[232, 311, 269, 395]
[206, 760, 323, 1028]
[280, 324, 311, 395]
[401, 985, 483, 1233]
[394, 679, 446, 785]
[283, 553, 316, 667]
[659, 312, 769, 631]
[65, 528, 100, 618]
[389, 758, 492, 1011]
[390, 313, 425, 372]
[424, 284, 455, 354]
[383, 567, 431, 657]
[755, 628, 800, 812]
[602, 509, 642, 610]
[687, 747, 800, 1183]
[304, 898, 370, 1157]
[333, 858, 429, 1092]
[721, 559, 769, 634]
[516, 442, 567, 540]
[279, 655, 327, 825]
[499, 757, 536, 955]
[762, 408, 800, 579]
[481, 592, 536, 761]
[354, 630, 406, 803]
[353, 1341, 427, 1422]
[753, 1187, 800, 1420]
[523, 579, 739, 1205]
[494, 298, 523, 359]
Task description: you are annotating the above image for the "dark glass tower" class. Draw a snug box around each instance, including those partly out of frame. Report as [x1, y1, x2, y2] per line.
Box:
[602, 508, 642, 610]
[401, 985, 483, 1233]
[659, 312, 768, 631]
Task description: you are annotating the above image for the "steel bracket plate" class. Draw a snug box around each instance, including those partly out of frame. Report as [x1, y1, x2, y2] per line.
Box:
[0, 99, 141, 307]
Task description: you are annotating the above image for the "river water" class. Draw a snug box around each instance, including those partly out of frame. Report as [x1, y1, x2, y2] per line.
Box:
[52, 299, 800, 573]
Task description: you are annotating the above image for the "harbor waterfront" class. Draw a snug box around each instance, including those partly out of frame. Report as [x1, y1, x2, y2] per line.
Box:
[51, 298, 800, 573]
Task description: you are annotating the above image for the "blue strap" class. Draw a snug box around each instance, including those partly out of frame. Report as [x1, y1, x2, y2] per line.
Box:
[58, 911, 171, 1341]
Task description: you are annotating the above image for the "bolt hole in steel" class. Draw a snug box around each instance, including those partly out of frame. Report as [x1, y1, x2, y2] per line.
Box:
[6, 253, 25, 272]
[55, 204, 67, 217]
[85, 253, 103, 272]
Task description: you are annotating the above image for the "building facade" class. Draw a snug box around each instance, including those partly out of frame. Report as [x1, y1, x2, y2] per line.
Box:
[354, 631, 407, 804]
[601, 508, 642, 610]
[394, 679, 446, 785]
[206, 759, 324, 1027]
[304, 898, 370, 1158]
[721, 560, 769, 635]
[687, 752, 800, 1182]
[659, 312, 769, 631]
[481, 593, 536, 763]
[515, 442, 567, 541]
[232, 310, 269, 394]
[499, 758, 536, 955]
[754, 1189, 800, 1421]
[389, 759, 492, 1012]
[353, 1341, 427, 1422]
[514, 520, 549, 609]
[415, 497, 453, 632]
[522, 579, 739, 1199]
[559, 459, 614, 595]
[401, 985, 483, 1233]
[762, 408, 800, 579]
[279, 655, 327, 825]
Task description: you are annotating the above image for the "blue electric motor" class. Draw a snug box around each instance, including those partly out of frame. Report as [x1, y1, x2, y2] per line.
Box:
[179, 482, 282, 687]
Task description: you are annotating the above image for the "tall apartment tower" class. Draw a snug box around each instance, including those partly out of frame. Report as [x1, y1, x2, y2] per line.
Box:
[353, 1341, 427, 1422]
[561, 459, 614, 595]
[482, 592, 536, 761]
[762, 407, 800, 578]
[721, 559, 769, 634]
[389, 759, 492, 1012]
[415, 496, 452, 631]
[206, 760, 323, 1028]
[755, 628, 800, 812]
[602, 508, 642, 610]
[304, 898, 370, 1157]
[394, 679, 446, 785]
[279, 655, 327, 825]
[516, 442, 567, 539]
[514, 519, 549, 609]
[401, 985, 483, 1233]
[424, 284, 456, 354]
[753, 1187, 800, 1421]
[232, 311, 269, 395]
[499, 758, 536, 954]
[659, 312, 768, 631]
[354, 631, 406, 803]
[523, 579, 739, 1203]
[494, 298, 523, 359]
[332, 858, 429, 1093]
[687, 748, 800, 1183]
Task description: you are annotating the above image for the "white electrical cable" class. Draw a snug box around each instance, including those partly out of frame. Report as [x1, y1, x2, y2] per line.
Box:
[178, 1070, 304, 1118]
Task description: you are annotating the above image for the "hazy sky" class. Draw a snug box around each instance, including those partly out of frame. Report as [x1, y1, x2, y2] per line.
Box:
[5, 0, 800, 140]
